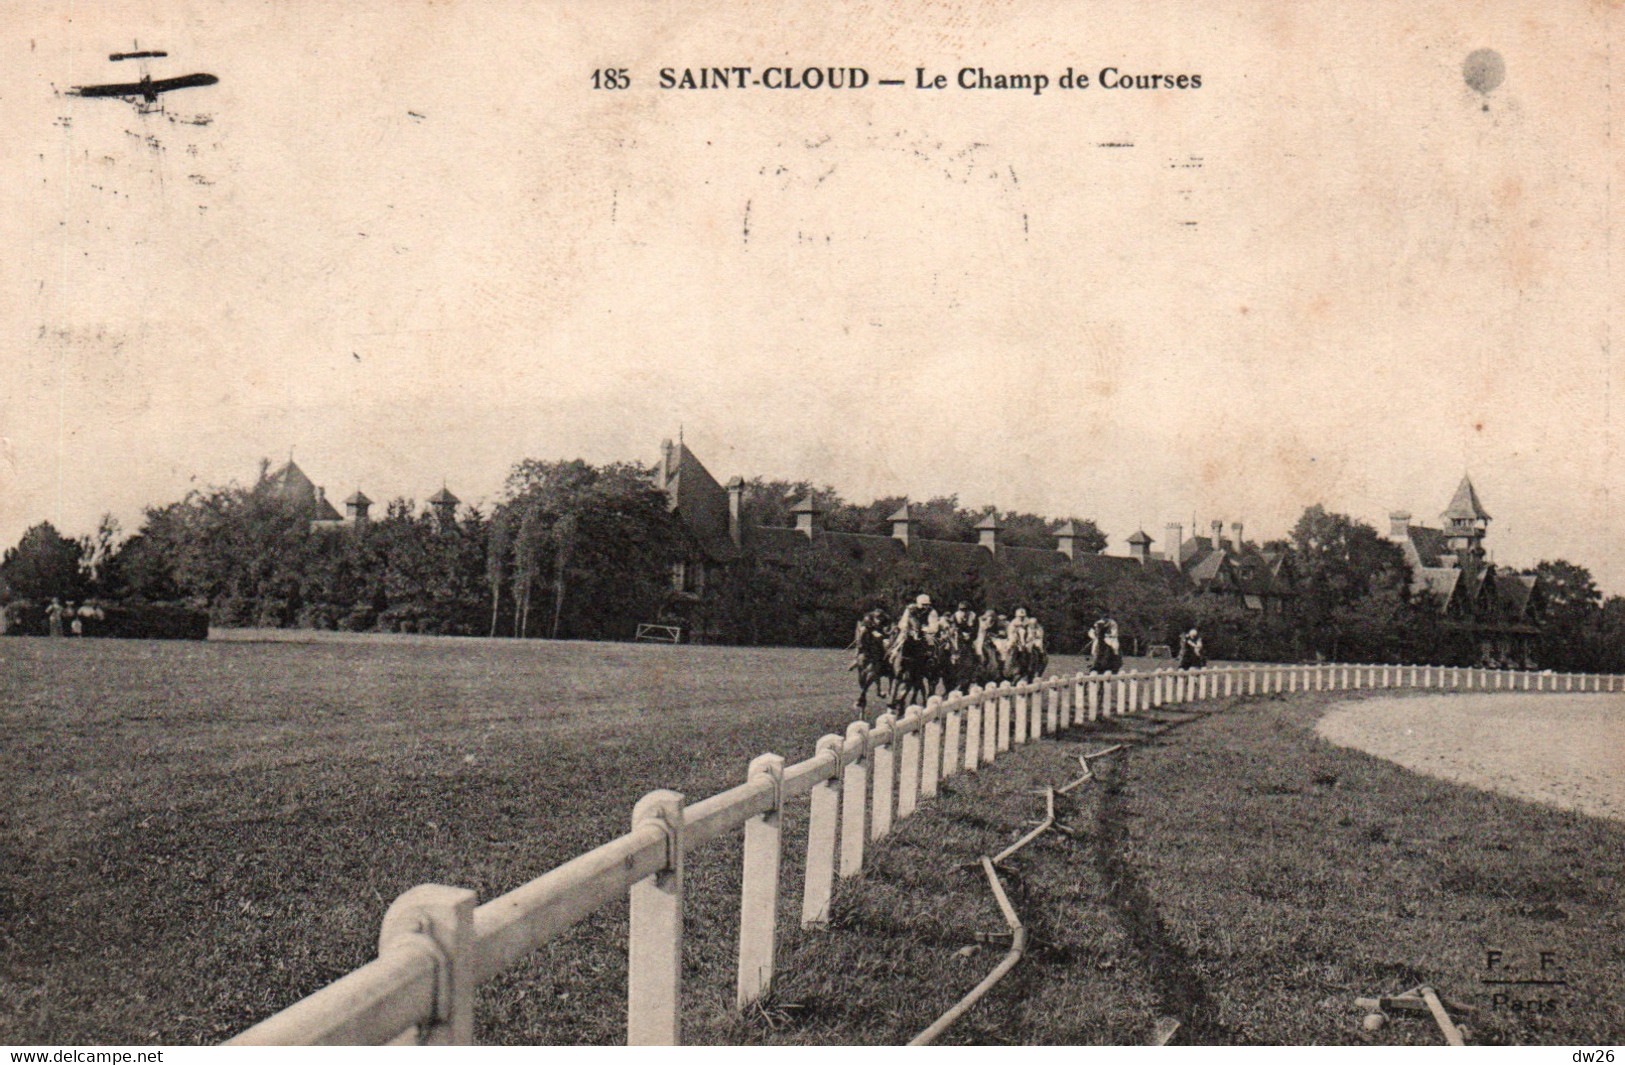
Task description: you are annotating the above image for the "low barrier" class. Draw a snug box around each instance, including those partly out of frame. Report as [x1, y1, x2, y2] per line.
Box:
[228, 662, 1622, 1046]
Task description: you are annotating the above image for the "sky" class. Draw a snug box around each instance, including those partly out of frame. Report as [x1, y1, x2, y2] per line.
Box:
[3, 1, 1621, 588]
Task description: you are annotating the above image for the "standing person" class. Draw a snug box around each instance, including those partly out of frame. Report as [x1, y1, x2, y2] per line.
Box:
[1178, 627, 1205, 669]
[46, 598, 65, 637]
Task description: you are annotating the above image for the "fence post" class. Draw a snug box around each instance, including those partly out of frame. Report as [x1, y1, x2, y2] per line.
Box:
[871, 714, 897, 841]
[1087, 676, 1100, 721]
[964, 688, 982, 772]
[839, 722, 869, 877]
[802, 736, 842, 929]
[996, 683, 1012, 752]
[922, 696, 943, 798]
[736, 754, 785, 1011]
[898, 708, 923, 820]
[377, 884, 477, 1046]
[1013, 687, 1029, 745]
[629, 789, 685, 1046]
[1046, 684, 1059, 734]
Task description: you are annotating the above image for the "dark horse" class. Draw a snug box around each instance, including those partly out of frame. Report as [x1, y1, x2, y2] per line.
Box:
[1088, 620, 1123, 675]
[851, 614, 895, 712]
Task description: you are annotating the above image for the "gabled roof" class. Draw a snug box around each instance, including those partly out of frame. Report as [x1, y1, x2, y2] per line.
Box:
[1125, 528, 1153, 546]
[263, 460, 343, 522]
[887, 502, 915, 524]
[344, 489, 372, 507]
[1414, 567, 1462, 612]
[975, 511, 1002, 531]
[428, 486, 460, 506]
[1496, 571, 1537, 619]
[1442, 475, 1491, 522]
[661, 441, 736, 562]
[1402, 524, 1449, 568]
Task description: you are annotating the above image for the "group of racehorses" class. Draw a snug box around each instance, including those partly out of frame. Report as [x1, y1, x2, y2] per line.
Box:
[851, 610, 1137, 713]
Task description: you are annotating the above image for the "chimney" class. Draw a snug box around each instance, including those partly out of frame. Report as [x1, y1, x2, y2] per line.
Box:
[976, 511, 1002, 555]
[1127, 528, 1153, 563]
[791, 495, 821, 540]
[726, 477, 744, 547]
[1165, 523, 1183, 563]
[888, 501, 916, 547]
[1231, 521, 1244, 553]
[1211, 519, 1224, 552]
[1389, 511, 1412, 539]
[1054, 519, 1078, 560]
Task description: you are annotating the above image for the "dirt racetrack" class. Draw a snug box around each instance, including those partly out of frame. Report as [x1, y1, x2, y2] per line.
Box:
[1318, 692, 1625, 823]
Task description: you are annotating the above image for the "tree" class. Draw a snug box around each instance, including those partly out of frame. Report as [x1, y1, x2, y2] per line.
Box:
[1289, 504, 1415, 659]
[495, 459, 680, 640]
[0, 522, 89, 602]
[1534, 559, 1603, 670]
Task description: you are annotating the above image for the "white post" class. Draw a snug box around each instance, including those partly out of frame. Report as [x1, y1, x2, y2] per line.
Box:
[629, 790, 685, 1046]
[994, 682, 1007, 751]
[378, 884, 477, 1046]
[963, 690, 982, 772]
[1087, 677, 1100, 721]
[1013, 689, 1029, 745]
[1046, 685, 1059, 734]
[983, 689, 1000, 762]
[839, 722, 869, 877]
[898, 709, 922, 820]
[943, 698, 962, 779]
[736, 754, 785, 1010]
[1249, 666, 1258, 695]
[801, 736, 841, 929]
[871, 714, 897, 841]
[922, 697, 943, 798]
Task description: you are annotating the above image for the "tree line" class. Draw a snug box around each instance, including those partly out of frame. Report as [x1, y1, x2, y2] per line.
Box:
[3, 457, 1623, 669]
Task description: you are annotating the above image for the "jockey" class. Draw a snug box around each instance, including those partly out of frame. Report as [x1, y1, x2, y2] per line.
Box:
[1011, 607, 1034, 647]
[897, 594, 939, 639]
[951, 601, 977, 637]
[851, 608, 888, 669]
[890, 594, 938, 671]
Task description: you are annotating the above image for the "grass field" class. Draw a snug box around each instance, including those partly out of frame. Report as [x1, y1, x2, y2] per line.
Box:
[3, 634, 1622, 1045]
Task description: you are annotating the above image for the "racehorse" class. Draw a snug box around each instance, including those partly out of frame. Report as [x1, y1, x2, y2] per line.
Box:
[1088, 620, 1123, 675]
[851, 616, 896, 712]
[890, 624, 941, 710]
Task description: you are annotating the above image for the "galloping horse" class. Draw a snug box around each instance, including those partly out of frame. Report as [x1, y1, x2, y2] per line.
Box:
[851, 612, 896, 712]
[1088, 619, 1123, 675]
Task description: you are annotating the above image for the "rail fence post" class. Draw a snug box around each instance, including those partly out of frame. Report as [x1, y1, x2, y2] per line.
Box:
[629, 789, 685, 1046]
[1014, 687, 1029, 745]
[922, 696, 943, 799]
[1046, 684, 1059, 734]
[997, 684, 1013, 752]
[839, 722, 869, 876]
[1087, 676, 1100, 721]
[801, 735, 842, 929]
[736, 754, 785, 1010]
[871, 714, 897, 841]
[898, 708, 923, 819]
[377, 884, 477, 1046]
[964, 688, 982, 772]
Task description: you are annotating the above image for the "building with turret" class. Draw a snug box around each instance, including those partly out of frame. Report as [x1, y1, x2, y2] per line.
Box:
[1388, 475, 1543, 665]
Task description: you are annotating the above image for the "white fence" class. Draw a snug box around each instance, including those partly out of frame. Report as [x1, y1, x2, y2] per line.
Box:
[227, 662, 1621, 1046]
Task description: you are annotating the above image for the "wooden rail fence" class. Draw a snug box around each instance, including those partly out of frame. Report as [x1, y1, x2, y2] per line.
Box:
[228, 662, 1622, 1046]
